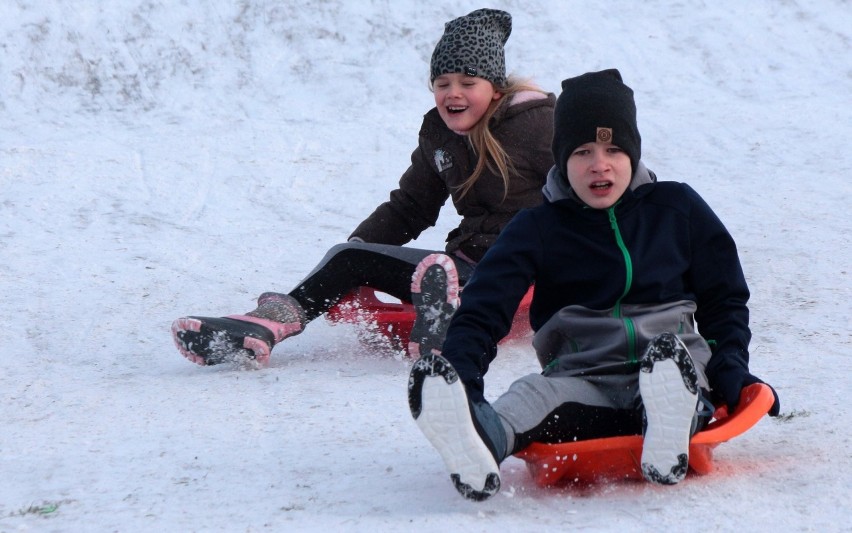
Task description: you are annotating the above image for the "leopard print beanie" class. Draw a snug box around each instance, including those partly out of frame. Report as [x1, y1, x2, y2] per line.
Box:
[430, 9, 511, 87]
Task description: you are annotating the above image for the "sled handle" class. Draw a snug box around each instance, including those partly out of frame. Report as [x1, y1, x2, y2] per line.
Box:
[692, 383, 774, 444]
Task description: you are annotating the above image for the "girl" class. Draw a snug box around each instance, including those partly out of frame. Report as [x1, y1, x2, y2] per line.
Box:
[171, 9, 556, 365]
[408, 69, 781, 501]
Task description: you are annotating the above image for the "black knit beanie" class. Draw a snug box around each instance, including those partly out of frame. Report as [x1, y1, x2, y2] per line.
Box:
[430, 9, 512, 87]
[552, 69, 641, 175]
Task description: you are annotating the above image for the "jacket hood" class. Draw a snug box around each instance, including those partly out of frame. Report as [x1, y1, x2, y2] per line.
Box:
[542, 160, 656, 204]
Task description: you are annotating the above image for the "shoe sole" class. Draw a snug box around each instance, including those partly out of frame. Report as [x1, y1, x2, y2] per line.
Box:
[171, 316, 275, 366]
[409, 355, 500, 501]
[408, 254, 460, 359]
[640, 335, 699, 485]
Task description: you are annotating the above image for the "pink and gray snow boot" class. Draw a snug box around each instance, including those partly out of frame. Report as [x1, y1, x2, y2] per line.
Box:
[171, 292, 306, 366]
[408, 253, 460, 359]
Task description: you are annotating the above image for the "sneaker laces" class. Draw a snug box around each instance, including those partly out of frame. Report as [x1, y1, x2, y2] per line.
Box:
[690, 391, 716, 436]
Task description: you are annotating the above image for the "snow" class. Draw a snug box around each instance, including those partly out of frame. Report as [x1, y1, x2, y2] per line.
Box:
[1, 0, 850, 530]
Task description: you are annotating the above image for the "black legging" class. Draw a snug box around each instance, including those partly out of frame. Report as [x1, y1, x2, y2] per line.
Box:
[288, 242, 475, 322]
[512, 392, 712, 454]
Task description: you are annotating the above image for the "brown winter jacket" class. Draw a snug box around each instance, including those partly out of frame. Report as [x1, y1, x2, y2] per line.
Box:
[348, 92, 556, 263]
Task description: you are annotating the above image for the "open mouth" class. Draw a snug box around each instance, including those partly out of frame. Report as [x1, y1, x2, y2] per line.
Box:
[590, 181, 613, 191]
[447, 106, 468, 114]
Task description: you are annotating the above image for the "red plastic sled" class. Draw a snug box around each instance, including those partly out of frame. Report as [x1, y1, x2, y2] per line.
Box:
[514, 383, 775, 486]
[326, 286, 534, 352]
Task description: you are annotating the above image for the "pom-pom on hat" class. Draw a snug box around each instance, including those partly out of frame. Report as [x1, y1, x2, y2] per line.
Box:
[552, 69, 642, 175]
[430, 8, 512, 87]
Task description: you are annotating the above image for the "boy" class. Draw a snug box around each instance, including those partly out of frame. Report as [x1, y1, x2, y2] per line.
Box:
[408, 69, 780, 501]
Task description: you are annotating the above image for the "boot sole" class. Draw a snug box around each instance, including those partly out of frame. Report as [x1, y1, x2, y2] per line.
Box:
[408, 254, 460, 358]
[171, 316, 275, 366]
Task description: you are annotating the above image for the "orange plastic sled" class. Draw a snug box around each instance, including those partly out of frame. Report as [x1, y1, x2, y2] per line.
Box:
[514, 383, 775, 486]
[326, 286, 534, 351]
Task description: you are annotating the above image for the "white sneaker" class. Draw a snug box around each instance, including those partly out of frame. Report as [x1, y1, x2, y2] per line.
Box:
[639, 333, 700, 485]
[408, 354, 501, 501]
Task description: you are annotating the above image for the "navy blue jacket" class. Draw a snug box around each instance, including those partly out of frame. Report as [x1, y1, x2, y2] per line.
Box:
[441, 166, 751, 402]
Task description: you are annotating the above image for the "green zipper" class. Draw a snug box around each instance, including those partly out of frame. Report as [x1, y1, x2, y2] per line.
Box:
[607, 207, 637, 363]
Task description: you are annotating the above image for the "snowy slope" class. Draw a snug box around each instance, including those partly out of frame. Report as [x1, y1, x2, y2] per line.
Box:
[1, 1, 850, 531]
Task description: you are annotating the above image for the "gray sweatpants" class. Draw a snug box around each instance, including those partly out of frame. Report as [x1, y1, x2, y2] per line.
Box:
[492, 372, 644, 455]
[492, 370, 712, 456]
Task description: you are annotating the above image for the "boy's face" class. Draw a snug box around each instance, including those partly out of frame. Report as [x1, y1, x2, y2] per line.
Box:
[566, 142, 632, 209]
[433, 73, 502, 133]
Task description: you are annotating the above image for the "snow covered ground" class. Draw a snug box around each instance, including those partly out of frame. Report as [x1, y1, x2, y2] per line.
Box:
[1, 1, 850, 531]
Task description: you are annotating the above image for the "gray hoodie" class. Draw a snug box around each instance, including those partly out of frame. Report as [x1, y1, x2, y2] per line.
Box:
[542, 160, 656, 205]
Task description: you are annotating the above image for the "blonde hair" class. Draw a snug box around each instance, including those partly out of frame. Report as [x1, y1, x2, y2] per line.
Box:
[460, 76, 546, 200]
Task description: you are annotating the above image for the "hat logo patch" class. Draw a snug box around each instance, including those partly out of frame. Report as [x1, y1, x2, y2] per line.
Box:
[596, 127, 613, 143]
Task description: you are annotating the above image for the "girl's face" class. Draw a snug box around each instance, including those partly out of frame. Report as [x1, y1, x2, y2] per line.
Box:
[566, 142, 633, 209]
[433, 73, 502, 133]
